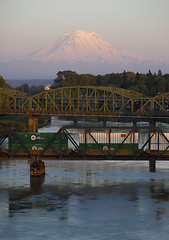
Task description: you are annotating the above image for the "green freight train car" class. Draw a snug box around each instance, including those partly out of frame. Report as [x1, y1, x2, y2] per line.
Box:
[8, 132, 68, 156]
[6, 128, 169, 158]
[79, 132, 138, 155]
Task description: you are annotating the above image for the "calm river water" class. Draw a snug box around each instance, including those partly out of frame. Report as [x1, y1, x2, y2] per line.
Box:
[1, 117, 169, 240]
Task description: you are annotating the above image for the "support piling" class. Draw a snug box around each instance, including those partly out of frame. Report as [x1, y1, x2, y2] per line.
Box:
[28, 115, 38, 132]
[149, 159, 156, 172]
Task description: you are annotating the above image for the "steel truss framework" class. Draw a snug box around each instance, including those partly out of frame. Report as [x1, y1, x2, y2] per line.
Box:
[1, 86, 169, 117]
[59, 126, 169, 161]
[7, 126, 169, 161]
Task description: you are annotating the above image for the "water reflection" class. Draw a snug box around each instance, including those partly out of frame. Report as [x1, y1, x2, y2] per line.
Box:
[2, 117, 169, 239]
[150, 181, 169, 203]
[30, 175, 45, 195]
[9, 175, 70, 219]
[7, 171, 169, 222]
[1, 159, 169, 240]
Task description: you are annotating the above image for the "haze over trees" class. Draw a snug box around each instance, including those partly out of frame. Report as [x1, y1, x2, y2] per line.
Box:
[15, 83, 44, 95]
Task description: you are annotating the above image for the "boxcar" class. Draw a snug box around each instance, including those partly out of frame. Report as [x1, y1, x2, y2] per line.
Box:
[79, 132, 138, 155]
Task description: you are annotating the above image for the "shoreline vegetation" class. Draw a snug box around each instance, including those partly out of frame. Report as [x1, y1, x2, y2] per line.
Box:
[0, 115, 51, 136]
[0, 75, 51, 135]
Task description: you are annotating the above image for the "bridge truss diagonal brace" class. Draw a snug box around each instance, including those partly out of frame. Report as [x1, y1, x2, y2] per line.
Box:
[117, 98, 133, 114]
[153, 99, 168, 113]
[8, 131, 32, 159]
[0, 133, 8, 146]
[110, 129, 134, 159]
[38, 131, 61, 159]
[85, 128, 110, 159]
[62, 129, 84, 159]
[158, 129, 169, 159]
[136, 131, 156, 158]
[136, 99, 151, 114]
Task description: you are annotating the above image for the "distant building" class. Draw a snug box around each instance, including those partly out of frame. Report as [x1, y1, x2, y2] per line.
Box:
[44, 84, 51, 91]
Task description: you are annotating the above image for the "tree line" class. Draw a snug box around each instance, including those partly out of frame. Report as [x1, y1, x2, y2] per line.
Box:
[0, 75, 9, 88]
[53, 70, 169, 97]
[15, 83, 44, 95]
[1, 70, 169, 97]
[0, 75, 44, 95]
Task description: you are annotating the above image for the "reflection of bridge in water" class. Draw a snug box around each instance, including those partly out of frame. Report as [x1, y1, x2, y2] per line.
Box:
[1, 86, 169, 117]
[6, 161, 169, 219]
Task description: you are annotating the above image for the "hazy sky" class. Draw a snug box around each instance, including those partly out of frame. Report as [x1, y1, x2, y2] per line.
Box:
[1, 0, 169, 62]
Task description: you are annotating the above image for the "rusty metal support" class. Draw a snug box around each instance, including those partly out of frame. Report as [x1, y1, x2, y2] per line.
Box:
[30, 159, 45, 177]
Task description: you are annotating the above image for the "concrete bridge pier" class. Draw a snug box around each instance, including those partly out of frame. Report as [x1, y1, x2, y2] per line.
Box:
[28, 115, 38, 132]
[149, 159, 156, 172]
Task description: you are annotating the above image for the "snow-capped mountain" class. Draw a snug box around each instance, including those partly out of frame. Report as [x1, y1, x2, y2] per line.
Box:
[0, 30, 168, 79]
[24, 30, 142, 64]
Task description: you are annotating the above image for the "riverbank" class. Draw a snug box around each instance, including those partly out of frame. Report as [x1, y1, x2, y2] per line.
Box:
[0, 115, 51, 136]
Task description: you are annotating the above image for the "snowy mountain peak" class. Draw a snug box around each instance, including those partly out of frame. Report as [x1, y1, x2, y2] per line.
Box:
[59, 30, 104, 44]
[25, 30, 120, 63]
[66, 29, 99, 39]
[4, 29, 167, 79]
[55, 29, 104, 49]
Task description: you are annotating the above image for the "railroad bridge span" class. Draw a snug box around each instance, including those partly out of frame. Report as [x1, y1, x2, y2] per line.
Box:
[1, 86, 169, 117]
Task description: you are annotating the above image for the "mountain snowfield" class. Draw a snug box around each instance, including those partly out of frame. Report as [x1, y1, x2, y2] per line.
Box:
[24, 30, 144, 64]
[1, 30, 168, 79]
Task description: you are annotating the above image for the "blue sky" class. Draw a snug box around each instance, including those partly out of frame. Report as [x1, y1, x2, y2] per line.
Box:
[1, 0, 169, 61]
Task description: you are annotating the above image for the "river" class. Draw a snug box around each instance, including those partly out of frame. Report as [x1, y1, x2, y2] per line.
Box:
[1, 117, 169, 240]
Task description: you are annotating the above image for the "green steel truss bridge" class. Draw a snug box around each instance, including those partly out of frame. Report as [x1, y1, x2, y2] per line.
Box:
[1, 86, 169, 117]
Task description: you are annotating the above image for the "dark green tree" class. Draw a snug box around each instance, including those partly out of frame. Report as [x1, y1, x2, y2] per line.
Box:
[0, 75, 8, 88]
[158, 69, 162, 76]
[53, 70, 78, 87]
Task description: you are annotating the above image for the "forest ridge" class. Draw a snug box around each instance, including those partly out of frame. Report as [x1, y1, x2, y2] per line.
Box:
[53, 70, 169, 97]
[1, 70, 169, 97]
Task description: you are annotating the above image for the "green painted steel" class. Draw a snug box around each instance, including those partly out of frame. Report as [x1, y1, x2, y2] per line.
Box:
[79, 143, 138, 150]
[9, 132, 68, 150]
